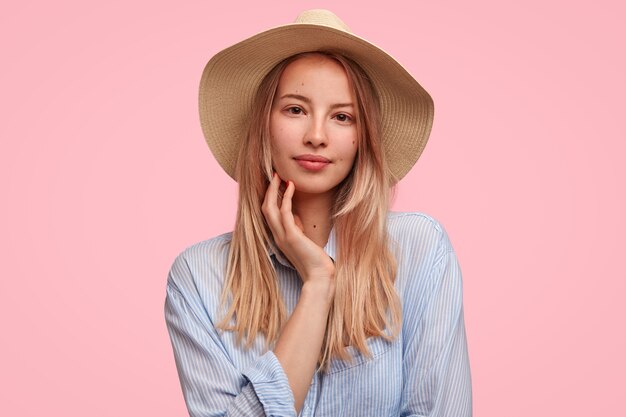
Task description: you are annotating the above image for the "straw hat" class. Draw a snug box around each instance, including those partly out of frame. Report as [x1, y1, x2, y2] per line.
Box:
[199, 9, 434, 182]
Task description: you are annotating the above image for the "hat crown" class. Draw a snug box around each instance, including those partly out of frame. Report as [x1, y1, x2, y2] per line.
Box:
[293, 9, 351, 32]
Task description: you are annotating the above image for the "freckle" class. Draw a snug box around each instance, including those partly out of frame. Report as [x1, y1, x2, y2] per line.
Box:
[313, 224, 316, 228]
[301, 82, 304, 86]
[352, 141, 355, 145]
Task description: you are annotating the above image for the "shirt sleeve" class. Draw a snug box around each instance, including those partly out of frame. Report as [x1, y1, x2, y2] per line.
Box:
[164, 254, 296, 417]
[400, 229, 473, 417]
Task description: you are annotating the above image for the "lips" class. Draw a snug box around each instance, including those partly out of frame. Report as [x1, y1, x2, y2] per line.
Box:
[294, 154, 331, 171]
[294, 154, 331, 163]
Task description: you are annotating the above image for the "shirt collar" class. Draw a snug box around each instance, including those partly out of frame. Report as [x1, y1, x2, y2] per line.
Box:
[268, 226, 337, 270]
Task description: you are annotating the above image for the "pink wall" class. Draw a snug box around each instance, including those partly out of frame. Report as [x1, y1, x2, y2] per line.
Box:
[2, 1, 624, 415]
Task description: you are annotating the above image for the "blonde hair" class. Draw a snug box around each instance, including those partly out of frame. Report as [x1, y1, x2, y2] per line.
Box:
[217, 51, 401, 370]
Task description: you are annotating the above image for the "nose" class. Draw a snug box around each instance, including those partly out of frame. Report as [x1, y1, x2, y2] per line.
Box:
[304, 115, 328, 148]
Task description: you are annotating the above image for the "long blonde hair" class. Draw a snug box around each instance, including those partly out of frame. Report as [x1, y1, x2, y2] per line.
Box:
[217, 51, 401, 370]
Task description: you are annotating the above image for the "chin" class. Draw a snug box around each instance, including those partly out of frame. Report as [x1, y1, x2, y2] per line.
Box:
[275, 167, 350, 196]
[293, 185, 336, 195]
[289, 177, 343, 195]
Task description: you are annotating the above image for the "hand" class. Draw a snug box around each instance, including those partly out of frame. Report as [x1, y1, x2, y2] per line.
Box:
[261, 173, 335, 287]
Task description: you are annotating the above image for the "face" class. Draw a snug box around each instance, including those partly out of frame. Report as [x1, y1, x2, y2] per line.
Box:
[269, 54, 358, 197]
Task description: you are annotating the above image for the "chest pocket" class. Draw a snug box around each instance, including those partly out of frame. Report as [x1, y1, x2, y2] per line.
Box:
[319, 337, 402, 416]
[328, 336, 394, 374]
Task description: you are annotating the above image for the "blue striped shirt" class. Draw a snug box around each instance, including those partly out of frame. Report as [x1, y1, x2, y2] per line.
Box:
[164, 211, 472, 416]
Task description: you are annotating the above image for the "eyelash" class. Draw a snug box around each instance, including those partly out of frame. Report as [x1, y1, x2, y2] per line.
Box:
[286, 106, 353, 123]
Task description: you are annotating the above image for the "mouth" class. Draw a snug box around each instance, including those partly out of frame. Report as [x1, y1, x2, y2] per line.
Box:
[294, 154, 331, 163]
[294, 154, 331, 171]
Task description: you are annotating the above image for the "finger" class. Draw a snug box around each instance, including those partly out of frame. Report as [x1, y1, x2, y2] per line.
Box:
[281, 180, 294, 213]
[279, 180, 299, 233]
[262, 173, 284, 239]
[264, 172, 281, 218]
[277, 177, 287, 207]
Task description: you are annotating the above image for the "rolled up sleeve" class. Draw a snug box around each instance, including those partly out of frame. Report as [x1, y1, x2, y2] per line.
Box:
[164, 254, 296, 417]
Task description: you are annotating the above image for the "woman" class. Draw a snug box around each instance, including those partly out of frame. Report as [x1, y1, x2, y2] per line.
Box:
[165, 9, 472, 417]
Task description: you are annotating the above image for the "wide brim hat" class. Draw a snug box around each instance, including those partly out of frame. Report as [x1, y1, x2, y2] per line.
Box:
[199, 9, 434, 183]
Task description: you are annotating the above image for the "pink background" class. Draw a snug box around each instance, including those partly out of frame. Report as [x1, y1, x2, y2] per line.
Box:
[2, 0, 624, 415]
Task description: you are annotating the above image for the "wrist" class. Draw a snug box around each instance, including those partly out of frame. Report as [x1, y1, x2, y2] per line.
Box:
[301, 279, 335, 305]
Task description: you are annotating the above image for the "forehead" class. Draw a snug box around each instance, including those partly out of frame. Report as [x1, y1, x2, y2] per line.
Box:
[276, 54, 353, 98]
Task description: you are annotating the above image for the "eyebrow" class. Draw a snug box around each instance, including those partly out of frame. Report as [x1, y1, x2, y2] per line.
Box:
[279, 93, 354, 109]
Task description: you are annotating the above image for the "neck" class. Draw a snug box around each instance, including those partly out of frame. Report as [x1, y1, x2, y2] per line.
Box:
[291, 190, 334, 248]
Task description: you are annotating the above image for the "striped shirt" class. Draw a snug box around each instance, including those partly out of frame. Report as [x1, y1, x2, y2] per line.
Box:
[164, 211, 472, 416]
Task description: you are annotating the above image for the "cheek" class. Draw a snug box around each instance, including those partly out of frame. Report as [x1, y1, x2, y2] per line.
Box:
[269, 133, 287, 160]
[268, 135, 290, 174]
[268, 123, 283, 155]
[269, 122, 292, 152]
[268, 113, 283, 146]
[342, 135, 359, 164]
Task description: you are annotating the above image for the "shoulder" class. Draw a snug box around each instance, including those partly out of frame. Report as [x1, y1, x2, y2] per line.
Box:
[173, 232, 233, 273]
[388, 210, 444, 232]
[387, 211, 453, 255]
[387, 211, 457, 295]
[166, 232, 233, 308]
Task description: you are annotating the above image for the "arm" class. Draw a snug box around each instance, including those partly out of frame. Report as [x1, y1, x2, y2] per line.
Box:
[164, 255, 296, 417]
[272, 281, 333, 412]
[261, 174, 335, 414]
[400, 230, 473, 417]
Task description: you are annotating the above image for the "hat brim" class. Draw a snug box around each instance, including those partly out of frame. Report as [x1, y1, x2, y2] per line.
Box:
[199, 22, 434, 182]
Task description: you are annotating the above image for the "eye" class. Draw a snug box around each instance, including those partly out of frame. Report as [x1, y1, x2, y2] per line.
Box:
[286, 106, 304, 115]
[334, 113, 353, 123]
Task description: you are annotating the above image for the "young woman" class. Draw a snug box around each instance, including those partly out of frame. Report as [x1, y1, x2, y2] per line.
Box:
[165, 9, 472, 417]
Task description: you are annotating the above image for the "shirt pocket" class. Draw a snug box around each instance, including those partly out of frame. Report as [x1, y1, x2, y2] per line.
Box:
[327, 336, 394, 374]
[321, 336, 402, 416]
